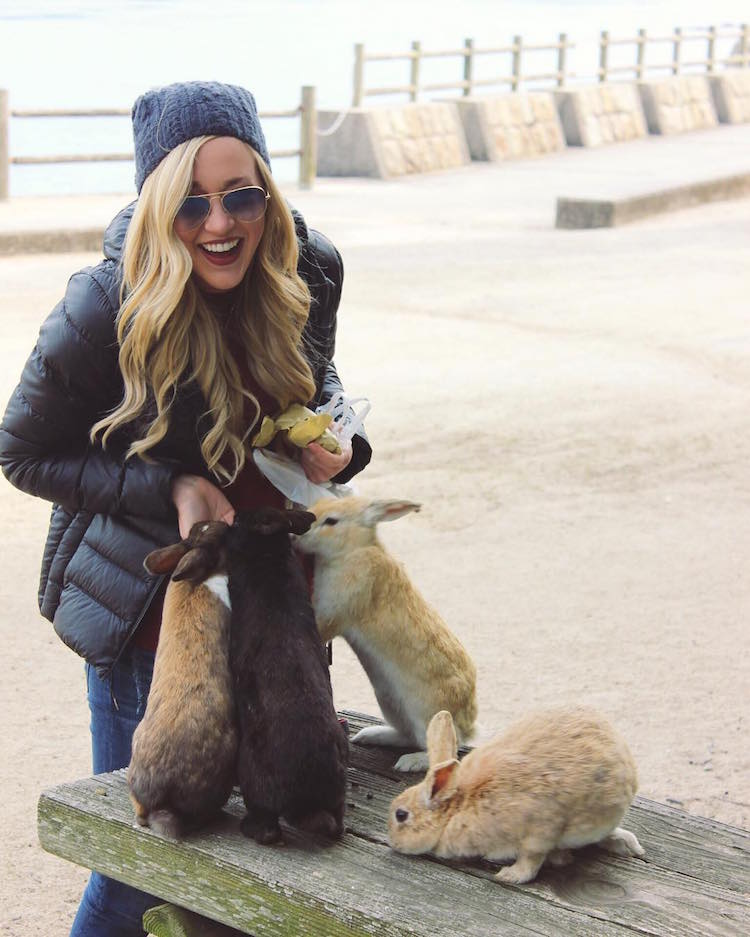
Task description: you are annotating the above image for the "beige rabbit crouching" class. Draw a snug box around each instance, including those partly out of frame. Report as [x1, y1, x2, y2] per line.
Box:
[388, 707, 644, 884]
[297, 497, 477, 772]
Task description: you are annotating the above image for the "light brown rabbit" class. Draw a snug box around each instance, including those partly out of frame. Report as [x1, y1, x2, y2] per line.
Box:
[296, 497, 477, 772]
[128, 521, 237, 837]
[388, 707, 645, 884]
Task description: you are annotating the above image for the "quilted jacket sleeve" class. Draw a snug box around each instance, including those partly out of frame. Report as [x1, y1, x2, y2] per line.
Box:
[0, 265, 178, 520]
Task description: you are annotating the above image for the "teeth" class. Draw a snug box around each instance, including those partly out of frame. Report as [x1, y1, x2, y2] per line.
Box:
[202, 239, 240, 253]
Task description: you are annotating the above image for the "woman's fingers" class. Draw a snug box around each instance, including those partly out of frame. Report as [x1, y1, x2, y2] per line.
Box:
[300, 440, 353, 483]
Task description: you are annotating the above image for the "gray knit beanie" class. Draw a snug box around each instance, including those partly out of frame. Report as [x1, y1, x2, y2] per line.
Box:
[132, 80, 271, 192]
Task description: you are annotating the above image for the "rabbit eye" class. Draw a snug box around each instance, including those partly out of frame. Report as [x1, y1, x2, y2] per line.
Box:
[395, 808, 409, 823]
[322, 517, 339, 526]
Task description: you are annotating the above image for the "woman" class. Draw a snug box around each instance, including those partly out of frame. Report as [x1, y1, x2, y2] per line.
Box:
[0, 80, 371, 937]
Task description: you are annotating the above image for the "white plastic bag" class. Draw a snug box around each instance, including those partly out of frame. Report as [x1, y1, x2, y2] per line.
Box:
[253, 449, 353, 507]
[316, 393, 371, 445]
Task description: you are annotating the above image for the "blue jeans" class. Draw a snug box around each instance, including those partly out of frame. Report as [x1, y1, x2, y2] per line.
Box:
[69, 648, 160, 937]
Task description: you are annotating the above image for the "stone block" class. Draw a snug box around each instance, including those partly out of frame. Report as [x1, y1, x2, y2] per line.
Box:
[638, 77, 718, 134]
[709, 72, 750, 124]
[452, 92, 564, 161]
[316, 103, 470, 179]
[554, 84, 648, 147]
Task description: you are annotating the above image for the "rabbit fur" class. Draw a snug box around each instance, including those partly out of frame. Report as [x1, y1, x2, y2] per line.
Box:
[227, 507, 348, 845]
[388, 707, 644, 884]
[296, 497, 477, 772]
[128, 521, 237, 838]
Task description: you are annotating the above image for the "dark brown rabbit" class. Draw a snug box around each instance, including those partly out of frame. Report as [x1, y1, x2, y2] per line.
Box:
[127, 521, 237, 837]
[227, 507, 348, 844]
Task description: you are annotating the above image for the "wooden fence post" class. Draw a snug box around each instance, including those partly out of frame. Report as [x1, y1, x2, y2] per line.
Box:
[0, 89, 8, 200]
[557, 33, 568, 86]
[298, 85, 316, 190]
[636, 28, 647, 80]
[410, 40, 421, 101]
[599, 30, 609, 83]
[707, 25, 717, 72]
[463, 38, 474, 96]
[672, 27, 682, 76]
[511, 35, 522, 91]
[353, 43, 365, 106]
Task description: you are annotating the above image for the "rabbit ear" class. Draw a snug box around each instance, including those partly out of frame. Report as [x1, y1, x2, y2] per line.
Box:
[361, 500, 421, 528]
[171, 547, 216, 583]
[143, 541, 189, 575]
[426, 711, 458, 766]
[422, 759, 460, 806]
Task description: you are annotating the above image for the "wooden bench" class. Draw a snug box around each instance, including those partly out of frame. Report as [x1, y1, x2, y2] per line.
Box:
[38, 711, 750, 936]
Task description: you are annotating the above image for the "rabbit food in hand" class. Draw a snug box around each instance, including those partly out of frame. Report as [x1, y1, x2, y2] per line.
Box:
[128, 521, 237, 838]
[388, 707, 645, 884]
[297, 497, 477, 773]
[227, 507, 348, 845]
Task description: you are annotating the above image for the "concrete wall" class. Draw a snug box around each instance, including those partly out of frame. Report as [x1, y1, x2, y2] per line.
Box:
[554, 83, 648, 147]
[638, 76, 718, 135]
[316, 103, 470, 179]
[453, 92, 565, 161]
[709, 71, 750, 123]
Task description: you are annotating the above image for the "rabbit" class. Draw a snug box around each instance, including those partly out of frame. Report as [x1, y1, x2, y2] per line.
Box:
[226, 506, 348, 845]
[128, 521, 237, 838]
[296, 497, 477, 772]
[388, 707, 645, 884]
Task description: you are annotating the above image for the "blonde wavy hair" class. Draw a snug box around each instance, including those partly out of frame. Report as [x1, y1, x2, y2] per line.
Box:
[91, 136, 315, 484]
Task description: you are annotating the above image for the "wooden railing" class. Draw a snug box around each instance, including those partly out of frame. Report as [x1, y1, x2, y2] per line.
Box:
[352, 23, 750, 105]
[352, 35, 574, 106]
[597, 23, 750, 82]
[0, 85, 317, 200]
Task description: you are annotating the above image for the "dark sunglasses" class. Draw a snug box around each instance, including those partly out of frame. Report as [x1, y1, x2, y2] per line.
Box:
[174, 185, 270, 230]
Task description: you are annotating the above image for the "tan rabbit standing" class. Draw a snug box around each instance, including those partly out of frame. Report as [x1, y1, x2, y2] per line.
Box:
[296, 497, 477, 772]
[388, 707, 645, 884]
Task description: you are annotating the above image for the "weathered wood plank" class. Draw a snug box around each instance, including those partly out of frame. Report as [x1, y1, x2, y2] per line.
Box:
[36, 709, 750, 937]
[39, 771, 636, 936]
[144, 902, 245, 936]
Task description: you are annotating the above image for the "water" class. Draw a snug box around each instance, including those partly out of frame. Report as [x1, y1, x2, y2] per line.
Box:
[1, 0, 747, 196]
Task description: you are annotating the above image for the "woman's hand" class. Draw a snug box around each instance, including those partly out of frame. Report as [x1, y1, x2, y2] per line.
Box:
[171, 474, 235, 539]
[300, 440, 353, 484]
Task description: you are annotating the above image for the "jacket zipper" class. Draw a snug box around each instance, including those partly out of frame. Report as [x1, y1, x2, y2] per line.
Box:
[105, 572, 166, 710]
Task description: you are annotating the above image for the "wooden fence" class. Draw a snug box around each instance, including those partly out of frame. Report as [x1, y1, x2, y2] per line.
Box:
[597, 24, 750, 82]
[0, 85, 317, 200]
[352, 35, 574, 105]
[352, 23, 750, 105]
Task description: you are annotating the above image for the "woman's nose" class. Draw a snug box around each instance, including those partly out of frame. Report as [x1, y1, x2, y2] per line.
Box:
[202, 196, 234, 234]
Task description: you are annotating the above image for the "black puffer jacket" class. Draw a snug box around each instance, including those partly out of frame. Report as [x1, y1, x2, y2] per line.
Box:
[0, 204, 371, 677]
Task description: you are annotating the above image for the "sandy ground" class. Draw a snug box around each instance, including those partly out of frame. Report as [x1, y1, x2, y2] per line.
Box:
[1, 156, 749, 934]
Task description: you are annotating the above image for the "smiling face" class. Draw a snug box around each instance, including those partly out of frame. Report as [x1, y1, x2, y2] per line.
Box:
[175, 136, 266, 293]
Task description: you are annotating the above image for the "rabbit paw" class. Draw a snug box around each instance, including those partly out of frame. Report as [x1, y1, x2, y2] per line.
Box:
[351, 725, 413, 748]
[494, 853, 545, 885]
[600, 827, 645, 859]
[393, 750, 430, 773]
